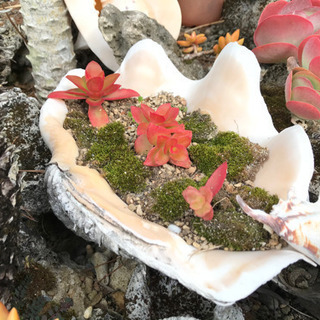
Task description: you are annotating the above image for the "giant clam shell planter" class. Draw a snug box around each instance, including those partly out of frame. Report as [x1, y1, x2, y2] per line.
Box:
[40, 41, 317, 305]
[64, 0, 181, 71]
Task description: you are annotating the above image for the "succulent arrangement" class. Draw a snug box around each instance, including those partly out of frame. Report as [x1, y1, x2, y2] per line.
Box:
[10, 0, 318, 314]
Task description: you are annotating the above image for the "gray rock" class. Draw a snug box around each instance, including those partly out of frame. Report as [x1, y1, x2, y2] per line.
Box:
[125, 263, 151, 320]
[213, 304, 244, 320]
[98, 4, 205, 80]
[90, 250, 114, 286]
[109, 257, 137, 293]
[0, 13, 23, 85]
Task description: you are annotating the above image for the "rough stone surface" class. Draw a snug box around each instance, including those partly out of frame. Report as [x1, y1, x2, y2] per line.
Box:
[99, 4, 206, 80]
[213, 304, 244, 320]
[125, 263, 151, 320]
[0, 14, 23, 85]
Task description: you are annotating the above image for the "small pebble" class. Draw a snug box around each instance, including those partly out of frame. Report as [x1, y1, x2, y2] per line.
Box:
[168, 224, 181, 234]
[83, 306, 93, 319]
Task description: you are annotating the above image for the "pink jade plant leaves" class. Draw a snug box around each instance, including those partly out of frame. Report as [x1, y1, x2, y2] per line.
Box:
[252, 0, 320, 63]
[48, 61, 139, 128]
[285, 35, 320, 120]
[131, 103, 192, 168]
[182, 162, 227, 220]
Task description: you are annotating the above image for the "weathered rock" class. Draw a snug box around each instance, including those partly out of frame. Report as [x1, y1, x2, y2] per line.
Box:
[125, 263, 151, 320]
[213, 304, 244, 320]
[0, 13, 23, 85]
[109, 257, 138, 293]
[98, 4, 205, 80]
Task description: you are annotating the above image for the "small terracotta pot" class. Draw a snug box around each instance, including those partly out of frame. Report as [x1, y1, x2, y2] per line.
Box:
[178, 0, 224, 26]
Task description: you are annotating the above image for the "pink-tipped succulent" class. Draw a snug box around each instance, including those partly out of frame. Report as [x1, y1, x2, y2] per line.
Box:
[182, 162, 227, 221]
[252, 0, 320, 63]
[144, 124, 192, 168]
[131, 103, 180, 153]
[131, 103, 192, 168]
[48, 61, 139, 128]
[285, 34, 320, 120]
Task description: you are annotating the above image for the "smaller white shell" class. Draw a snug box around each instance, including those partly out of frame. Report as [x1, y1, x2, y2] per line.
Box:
[237, 193, 320, 265]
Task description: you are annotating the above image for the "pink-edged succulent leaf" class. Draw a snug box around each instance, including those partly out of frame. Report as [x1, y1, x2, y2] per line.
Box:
[134, 134, 153, 154]
[285, 70, 293, 102]
[312, 0, 320, 6]
[167, 141, 191, 168]
[309, 56, 320, 78]
[198, 206, 214, 221]
[172, 129, 192, 148]
[292, 68, 320, 90]
[48, 88, 88, 100]
[182, 186, 207, 210]
[144, 136, 170, 167]
[299, 35, 320, 69]
[252, 43, 298, 63]
[87, 76, 104, 93]
[65, 75, 88, 92]
[205, 162, 228, 197]
[182, 185, 214, 220]
[85, 60, 104, 79]
[105, 88, 139, 101]
[291, 85, 320, 109]
[308, 7, 320, 32]
[88, 105, 109, 128]
[286, 100, 320, 119]
[254, 15, 314, 47]
[258, 0, 288, 24]
[292, 75, 314, 89]
[147, 124, 171, 146]
[279, 0, 313, 14]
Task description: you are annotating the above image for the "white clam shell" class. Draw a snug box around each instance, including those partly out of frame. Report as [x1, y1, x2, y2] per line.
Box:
[40, 41, 316, 305]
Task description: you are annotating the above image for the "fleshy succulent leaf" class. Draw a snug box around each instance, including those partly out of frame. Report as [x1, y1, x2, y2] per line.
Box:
[87, 76, 104, 93]
[309, 56, 320, 77]
[299, 35, 320, 69]
[254, 15, 314, 47]
[252, 42, 298, 63]
[65, 75, 88, 92]
[257, 0, 288, 24]
[85, 60, 104, 79]
[285, 70, 293, 102]
[134, 134, 153, 154]
[105, 88, 139, 100]
[280, 0, 313, 14]
[286, 100, 320, 119]
[291, 86, 320, 109]
[88, 105, 109, 127]
[205, 162, 228, 197]
[48, 89, 88, 100]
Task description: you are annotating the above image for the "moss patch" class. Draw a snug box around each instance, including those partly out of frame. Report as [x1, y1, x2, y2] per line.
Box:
[152, 178, 197, 222]
[86, 122, 149, 193]
[192, 209, 269, 251]
[236, 186, 279, 213]
[189, 131, 254, 180]
[181, 110, 217, 143]
[64, 110, 96, 148]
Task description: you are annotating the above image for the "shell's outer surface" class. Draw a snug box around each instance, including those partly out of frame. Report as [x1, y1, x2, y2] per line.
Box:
[237, 194, 320, 265]
[40, 41, 316, 305]
[44, 163, 313, 305]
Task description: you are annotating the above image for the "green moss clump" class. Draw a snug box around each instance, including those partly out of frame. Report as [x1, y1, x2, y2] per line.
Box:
[193, 209, 269, 251]
[86, 122, 149, 193]
[181, 110, 217, 143]
[236, 186, 279, 213]
[64, 111, 96, 148]
[189, 131, 254, 180]
[152, 179, 197, 222]
[104, 151, 150, 193]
